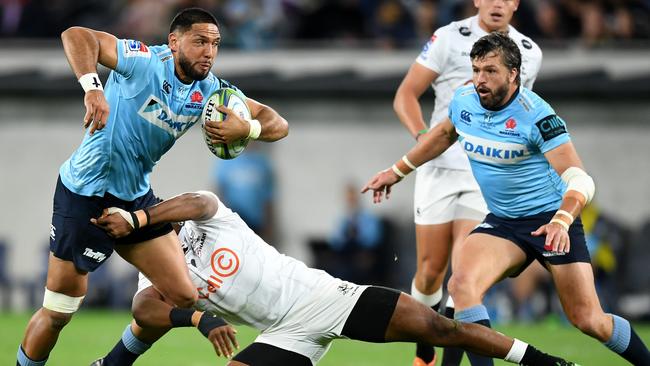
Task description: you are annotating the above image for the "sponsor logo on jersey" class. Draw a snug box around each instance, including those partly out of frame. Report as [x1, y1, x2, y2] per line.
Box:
[337, 282, 360, 297]
[459, 26, 471, 36]
[460, 110, 473, 123]
[138, 95, 199, 138]
[458, 131, 530, 164]
[123, 40, 151, 58]
[185, 90, 204, 109]
[521, 39, 532, 50]
[50, 224, 56, 241]
[499, 118, 521, 137]
[83, 248, 107, 263]
[535, 114, 567, 141]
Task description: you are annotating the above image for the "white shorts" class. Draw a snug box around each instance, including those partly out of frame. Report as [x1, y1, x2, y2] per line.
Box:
[413, 167, 487, 225]
[136, 273, 367, 365]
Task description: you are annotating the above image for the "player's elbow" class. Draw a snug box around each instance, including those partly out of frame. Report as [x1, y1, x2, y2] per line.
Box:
[61, 26, 89, 41]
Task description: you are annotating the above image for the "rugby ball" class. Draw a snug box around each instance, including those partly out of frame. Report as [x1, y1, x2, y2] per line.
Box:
[201, 88, 251, 160]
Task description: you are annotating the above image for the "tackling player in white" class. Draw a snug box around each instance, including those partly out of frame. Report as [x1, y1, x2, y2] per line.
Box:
[88, 191, 578, 366]
[393, 1, 541, 364]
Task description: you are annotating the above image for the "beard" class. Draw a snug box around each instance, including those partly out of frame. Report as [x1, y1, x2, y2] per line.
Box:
[475, 82, 510, 109]
[178, 52, 210, 81]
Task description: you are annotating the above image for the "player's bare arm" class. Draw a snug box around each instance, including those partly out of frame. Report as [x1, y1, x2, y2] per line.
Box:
[133, 286, 238, 358]
[361, 118, 457, 203]
[394, 63, 439, 140]
[61, 27, 117, 135]
[205, 97, 289, 145]
[531, 142, 595, 253]
[91, 191, 219, 238]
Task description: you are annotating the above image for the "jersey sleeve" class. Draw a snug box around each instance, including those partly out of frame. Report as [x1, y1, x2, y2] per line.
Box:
[529, 107, 571, 153]
[415, 28, 449, 74]
[114, 39, 154, 80]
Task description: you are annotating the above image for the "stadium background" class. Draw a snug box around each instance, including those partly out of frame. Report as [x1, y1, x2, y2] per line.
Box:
[1, 1, 649, 365]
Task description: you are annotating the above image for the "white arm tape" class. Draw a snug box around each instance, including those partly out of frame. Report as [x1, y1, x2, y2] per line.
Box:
[561, 166, 595, 204]
[247, 119, 262, 140]
[43, 288, 85, 313]
[78, 72, 103, 92]
[107, 207, 135, 229]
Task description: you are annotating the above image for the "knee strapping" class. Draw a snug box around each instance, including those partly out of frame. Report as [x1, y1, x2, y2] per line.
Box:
[42, 287, 85, 313]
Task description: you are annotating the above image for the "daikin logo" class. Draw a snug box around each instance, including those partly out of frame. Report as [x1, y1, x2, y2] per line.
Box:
[463, 141, 525, 160]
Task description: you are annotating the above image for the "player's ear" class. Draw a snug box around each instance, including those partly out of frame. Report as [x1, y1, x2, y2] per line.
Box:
[168, 32, 178, 52]
[509, 68, 517, 84]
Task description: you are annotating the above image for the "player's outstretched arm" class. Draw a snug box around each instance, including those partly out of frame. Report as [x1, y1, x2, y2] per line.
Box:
[361, 118, 457, 203]
[91, 191, 219, 238]
[394, 63, 439, 140]
[531, 142, 595, 253]
[133, 286, 238, 358]
[61, 27, 117, 135]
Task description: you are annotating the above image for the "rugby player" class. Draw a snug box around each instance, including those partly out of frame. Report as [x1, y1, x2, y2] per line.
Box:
[363, 32, 650, 366]
[88, 191, 578, 366]
[394, 1, 541, 364]
[17, 8, 289, 366]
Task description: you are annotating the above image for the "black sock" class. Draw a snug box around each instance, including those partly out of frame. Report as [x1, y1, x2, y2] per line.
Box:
[103, 340, 139, 366]
[441, 306, 464, 366]
[519, 345, 572, 366]
[466, 319, 494, 366]
[620, 327, 650, 365]
[416, 303, 440, 363]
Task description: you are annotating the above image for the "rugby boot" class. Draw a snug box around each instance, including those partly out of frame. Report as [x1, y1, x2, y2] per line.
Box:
[89, 358, 104, 366]
[413, 354, 437, 366]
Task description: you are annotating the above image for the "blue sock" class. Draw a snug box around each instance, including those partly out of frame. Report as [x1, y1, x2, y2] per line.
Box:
[103, 325, 151, 366]
[455, 305, 494, 366]
[604, 314, 650, 365]
[16, 346, 47, 366]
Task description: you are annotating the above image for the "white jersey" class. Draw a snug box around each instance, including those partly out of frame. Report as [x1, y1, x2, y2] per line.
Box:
[416, 15, 542, 170]
[177, 198, 330, 331]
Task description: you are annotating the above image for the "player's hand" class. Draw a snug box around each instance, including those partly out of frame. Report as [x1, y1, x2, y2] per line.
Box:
[203, 105, 248, 144]
[83, 90, 110, 135]
[361, 168, 401, 204]
[91, 207, 134, 238]
[207, 324, 239, 358]
[531, 222, 570, 253]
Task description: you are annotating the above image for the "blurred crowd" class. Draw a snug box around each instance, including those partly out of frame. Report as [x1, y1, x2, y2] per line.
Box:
[1, 0, 649, 48]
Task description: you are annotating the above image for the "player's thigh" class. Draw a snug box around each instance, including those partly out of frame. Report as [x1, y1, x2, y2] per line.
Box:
[45, 252, 88, 296]
[384, 292, 457, 343]
[449, 218, 481, 268]
[450, 233, 528, 296]
[415, 222, 453, 269]
[549, 262, 605, 320]
[115, 231, 194, 303]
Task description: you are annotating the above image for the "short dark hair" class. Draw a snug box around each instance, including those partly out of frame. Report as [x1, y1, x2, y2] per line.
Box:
[470, 32, 521, 85]
[169, 7, 219, 34]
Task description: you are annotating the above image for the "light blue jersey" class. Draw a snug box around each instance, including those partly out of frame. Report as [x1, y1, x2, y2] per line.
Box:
[448, 85, 571, 218]
[60, 39, 241, 201]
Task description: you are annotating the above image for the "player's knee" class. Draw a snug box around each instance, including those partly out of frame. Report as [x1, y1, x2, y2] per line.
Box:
[447, 273, 479, 303]
[41, 288, 84, 331]
[167, 288, 198, 309]
[41, 308, 74, 331]
[565, 306, 603, 336]
[416, 260, 446, 287]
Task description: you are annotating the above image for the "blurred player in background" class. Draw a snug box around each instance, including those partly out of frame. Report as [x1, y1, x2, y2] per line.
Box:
[393, 0, 541, 365]
[364, 32, 650, 366]
[17, 8, 289, 366]
[89, 191, 578, 366]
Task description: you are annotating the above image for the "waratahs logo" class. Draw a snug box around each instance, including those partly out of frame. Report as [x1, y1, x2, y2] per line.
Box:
[186, 90, 204, 110]
[505, 118, 517, 129]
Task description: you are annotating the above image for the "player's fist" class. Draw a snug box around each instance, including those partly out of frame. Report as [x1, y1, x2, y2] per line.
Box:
[91, 207, 134, 238]
[83, 90, 110, 135]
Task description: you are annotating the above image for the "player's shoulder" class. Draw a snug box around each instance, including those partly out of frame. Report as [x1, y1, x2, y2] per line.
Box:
[515, 87, 555, 121]
[508, 26, 542, 57]
[435, 16, 474, 39]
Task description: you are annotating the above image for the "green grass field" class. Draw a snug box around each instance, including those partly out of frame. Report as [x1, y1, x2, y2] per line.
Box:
[2, 311, 647, 365]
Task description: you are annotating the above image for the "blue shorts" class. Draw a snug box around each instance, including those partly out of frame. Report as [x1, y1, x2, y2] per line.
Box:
[471, 210, 591, 276]
[50, 176, 173, 272]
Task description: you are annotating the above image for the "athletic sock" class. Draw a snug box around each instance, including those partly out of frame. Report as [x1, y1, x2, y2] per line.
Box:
[604, 314, 650, 365]
[411, 281, 442, 363]
[455, 305, 494, 366]
[441, 296, 464, 366]
[103, 325, 151, 366]
[16, 346, 47, 366]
